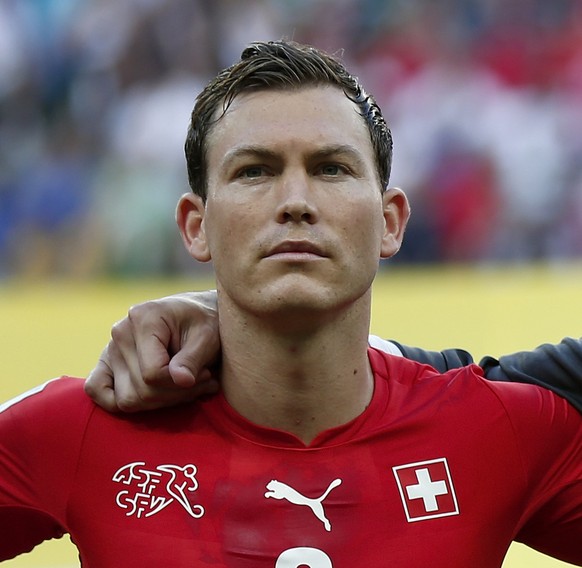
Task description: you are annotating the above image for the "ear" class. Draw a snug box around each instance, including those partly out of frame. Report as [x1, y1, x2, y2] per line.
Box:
[380, 187, 410, 259]
[176, 193, 211, 262]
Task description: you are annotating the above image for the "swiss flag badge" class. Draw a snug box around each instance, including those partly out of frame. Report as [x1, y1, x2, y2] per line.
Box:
[392, 458, 459, 522]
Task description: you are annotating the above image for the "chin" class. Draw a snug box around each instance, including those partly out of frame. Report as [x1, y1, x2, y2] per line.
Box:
[220, 272, 373, 319]
[256, 284, 367, 319]
[261, 292, 328, 314]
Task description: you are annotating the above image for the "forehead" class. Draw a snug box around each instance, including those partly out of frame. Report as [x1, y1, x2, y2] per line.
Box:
[206, 86, 375, 167]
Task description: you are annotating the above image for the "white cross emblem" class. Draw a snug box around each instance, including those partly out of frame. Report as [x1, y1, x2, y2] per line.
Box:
[393, 458, 459, 522]
[405, 468, 448, 512]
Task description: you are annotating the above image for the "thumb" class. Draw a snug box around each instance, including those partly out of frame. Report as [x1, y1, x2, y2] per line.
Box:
[84, 358, 119, 412]
[167, 325, 220, 387]
[168, 352, 202, 387]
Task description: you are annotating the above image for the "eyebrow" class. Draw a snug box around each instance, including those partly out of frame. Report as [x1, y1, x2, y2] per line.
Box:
[222, 144, 367, 169]
[308, 144, 367, 165]
[222, 146, 279, 169]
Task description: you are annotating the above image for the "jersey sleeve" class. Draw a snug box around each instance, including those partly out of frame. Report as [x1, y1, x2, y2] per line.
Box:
[0, 377, 92, 560]
[390, 338, 582, 413]
[479, 337, 582, 413]
[491, 381, 582, 565]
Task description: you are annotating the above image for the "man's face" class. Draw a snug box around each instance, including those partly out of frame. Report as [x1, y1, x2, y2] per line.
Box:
[179, 86, 407, 323]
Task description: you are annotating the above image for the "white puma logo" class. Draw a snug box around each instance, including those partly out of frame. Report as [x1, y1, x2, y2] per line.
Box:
[265, 478, 342, 531]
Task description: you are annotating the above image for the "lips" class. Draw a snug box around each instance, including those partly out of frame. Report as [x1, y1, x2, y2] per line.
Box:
[265, 240, 326, 258]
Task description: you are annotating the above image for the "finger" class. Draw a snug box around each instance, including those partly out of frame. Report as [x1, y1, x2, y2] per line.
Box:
[108, 330, 196, 412]
[169, 327, 221, 387]
[86, 344, 220, 413]
[107, 339, 173, 412]
[104, 339, 147, 412]
[168, 360, 197, 387]
[111, 317, 172, 400]
[84, 353, 119, 413]
[115, 369, 219, 411]
[127, 304, 174, 387]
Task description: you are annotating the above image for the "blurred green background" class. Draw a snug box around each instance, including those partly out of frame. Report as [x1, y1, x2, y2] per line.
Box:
[1, 266, 580, 566]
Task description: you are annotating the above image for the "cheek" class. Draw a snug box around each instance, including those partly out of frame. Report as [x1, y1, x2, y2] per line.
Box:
[342, 202, 384, 254]
[204, 202, 244, 254]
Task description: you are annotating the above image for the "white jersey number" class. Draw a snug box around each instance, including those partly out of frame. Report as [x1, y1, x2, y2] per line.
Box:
[275, 547, 333, 567]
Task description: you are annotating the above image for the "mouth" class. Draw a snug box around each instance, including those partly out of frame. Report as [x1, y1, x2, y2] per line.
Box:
[265, 241, 327, 260]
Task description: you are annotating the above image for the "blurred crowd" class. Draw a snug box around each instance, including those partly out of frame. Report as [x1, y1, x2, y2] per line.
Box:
[2, 0, 582, 278]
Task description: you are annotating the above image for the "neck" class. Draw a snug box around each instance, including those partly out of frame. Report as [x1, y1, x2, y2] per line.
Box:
[217, 292, 374, 444]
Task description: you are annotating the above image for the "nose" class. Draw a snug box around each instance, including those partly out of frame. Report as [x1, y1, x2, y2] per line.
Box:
[275, 170, 319, 224]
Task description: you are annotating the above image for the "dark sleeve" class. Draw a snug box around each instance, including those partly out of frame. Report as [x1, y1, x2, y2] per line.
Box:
[389, 341, 476, 372]
[479, 337, 582, 414]
[393, 338, 582, 414]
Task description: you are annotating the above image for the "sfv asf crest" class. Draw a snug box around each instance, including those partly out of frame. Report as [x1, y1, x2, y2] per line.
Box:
[113, 461, 205, 519]
[393, 458, 459, 522]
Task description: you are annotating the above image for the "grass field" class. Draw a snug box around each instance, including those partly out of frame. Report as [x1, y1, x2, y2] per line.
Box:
[1, 265, 580, 567]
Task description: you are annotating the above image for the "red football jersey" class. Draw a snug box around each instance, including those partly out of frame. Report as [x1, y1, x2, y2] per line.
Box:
[0, 349, 581, 566]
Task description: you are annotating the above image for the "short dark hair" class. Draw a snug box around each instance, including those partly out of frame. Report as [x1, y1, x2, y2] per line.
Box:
[184, 40, 393, 199]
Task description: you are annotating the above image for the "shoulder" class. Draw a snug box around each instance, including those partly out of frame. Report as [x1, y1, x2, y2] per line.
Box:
[1, 376, 88, 412]
[0, 378, 97, 499]
[479, 374, 582, 449]
[0, 377, 93, 436]
[2, 375, 84, 404]
[370, 346, 581, 430]
[368, 346, 480, 387]
[371, 348, 581, 481]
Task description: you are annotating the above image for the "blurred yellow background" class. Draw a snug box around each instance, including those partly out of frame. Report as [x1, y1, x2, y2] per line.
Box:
[1, 265, 580, 567]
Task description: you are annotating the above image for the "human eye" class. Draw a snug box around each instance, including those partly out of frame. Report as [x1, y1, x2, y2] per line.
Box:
[316, 163, 350, 178]
[238, 165, 266, 179]
[321, 164, 340, 176]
